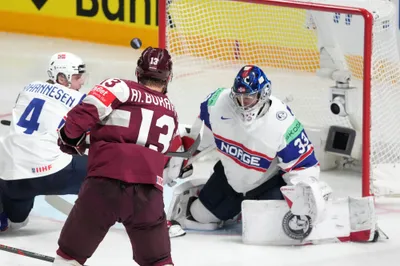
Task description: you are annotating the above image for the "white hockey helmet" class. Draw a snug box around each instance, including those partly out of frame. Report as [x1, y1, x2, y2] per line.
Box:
[47, 52, 86, 84]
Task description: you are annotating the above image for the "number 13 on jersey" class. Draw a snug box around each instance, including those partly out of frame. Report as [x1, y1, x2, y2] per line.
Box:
[137, 108, 175, 153]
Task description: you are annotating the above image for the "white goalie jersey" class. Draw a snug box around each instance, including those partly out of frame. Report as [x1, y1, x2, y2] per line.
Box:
[0, 81, 85, 180]
[197, 88, 320, 193]
[167, 88, 378, 244]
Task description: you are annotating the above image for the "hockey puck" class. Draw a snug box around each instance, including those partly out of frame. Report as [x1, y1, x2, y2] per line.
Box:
[130, 38, 142, 49]
[0, 120, 10, 126]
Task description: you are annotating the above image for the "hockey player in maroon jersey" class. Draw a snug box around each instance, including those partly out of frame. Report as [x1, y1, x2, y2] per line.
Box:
[52, 47, 178, 266]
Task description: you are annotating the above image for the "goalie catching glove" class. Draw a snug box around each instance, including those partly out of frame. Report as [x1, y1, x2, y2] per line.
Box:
[280, 176, 332, 226]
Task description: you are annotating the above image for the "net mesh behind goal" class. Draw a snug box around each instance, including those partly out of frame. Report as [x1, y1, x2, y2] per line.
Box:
[161, 0, 400, 197]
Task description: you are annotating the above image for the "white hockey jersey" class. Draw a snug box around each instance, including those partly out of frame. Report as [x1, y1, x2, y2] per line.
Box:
[197, 88, 320, 193]
[0, 81, 85, 180]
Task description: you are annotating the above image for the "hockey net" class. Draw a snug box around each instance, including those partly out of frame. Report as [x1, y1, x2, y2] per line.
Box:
[159, 0, 400, 197]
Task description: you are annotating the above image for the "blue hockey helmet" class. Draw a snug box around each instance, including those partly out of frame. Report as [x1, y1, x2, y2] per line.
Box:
[231, 65, 271, 122]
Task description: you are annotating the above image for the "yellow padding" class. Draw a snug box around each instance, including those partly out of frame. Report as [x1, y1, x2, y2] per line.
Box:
[0, 10, 158, 47]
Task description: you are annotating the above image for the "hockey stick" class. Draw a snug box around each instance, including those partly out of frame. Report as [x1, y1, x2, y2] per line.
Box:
[166, 134, 201, 158]
[0, 243, 89, 265]
[46, 141, 212, 216]
[186, 145, 215, 166]
[83, 134, 200, 158]
[0, 243, 55, 263]
[44, 195, 75, 217]
[1, 119, 200, 159]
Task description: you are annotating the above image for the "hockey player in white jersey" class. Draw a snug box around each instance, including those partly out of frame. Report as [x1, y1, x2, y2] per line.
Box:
[0, 52, 88, 232]
[166, 65, 379, 243]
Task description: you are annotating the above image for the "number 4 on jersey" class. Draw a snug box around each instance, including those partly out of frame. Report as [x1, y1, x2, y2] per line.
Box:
[17, 98, 45, 134]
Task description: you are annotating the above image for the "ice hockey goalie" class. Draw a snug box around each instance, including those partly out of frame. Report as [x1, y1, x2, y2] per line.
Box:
[163, 65, 381, 245]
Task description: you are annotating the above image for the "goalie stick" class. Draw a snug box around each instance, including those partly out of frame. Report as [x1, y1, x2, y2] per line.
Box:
[165, 134, 201, 158]
[44, 195, 75, 217]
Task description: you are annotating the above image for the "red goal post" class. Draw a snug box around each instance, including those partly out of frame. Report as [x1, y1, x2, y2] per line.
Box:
[157, 0, 379, 197]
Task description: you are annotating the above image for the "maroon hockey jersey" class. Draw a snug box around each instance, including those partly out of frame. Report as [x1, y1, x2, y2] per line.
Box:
[63, 78, 179, 190]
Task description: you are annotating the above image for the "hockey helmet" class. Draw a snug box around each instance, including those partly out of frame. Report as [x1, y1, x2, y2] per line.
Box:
[136, 47, 173, 87]
[231, 65, 272, 123]
[47, 52, 86, 84]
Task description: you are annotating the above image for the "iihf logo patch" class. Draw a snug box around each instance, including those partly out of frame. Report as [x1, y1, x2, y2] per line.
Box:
[276, 111, 287, 121]
[282, 211, 313, 240]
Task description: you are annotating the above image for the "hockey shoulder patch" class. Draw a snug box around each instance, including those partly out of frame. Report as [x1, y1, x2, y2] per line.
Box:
[207, 88, 225, 106]
[88, 85, 116, 107]
[284, 119, 304, 144]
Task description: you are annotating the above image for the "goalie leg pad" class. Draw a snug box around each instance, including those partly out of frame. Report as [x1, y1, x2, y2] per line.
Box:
[242, 196, 379, 245]
[242, 198, 354, 245]
[349, 196, 377, 242]
[167, 178, 219, 231]
[167, 163, 245, 232]
[190, 198, 220, 224]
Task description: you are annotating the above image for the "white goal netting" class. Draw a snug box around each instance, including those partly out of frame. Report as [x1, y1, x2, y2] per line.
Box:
[164, 0, 400, 196]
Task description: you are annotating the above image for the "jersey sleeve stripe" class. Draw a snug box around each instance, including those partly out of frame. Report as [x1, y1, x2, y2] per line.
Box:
[284, 119, 303, 144]
[216, 150, 269, 172]
[214, 133, 274, 161]
[280, 146, 318, 172]
[199, 100, 212, 130]
[78, 93, 86, 104]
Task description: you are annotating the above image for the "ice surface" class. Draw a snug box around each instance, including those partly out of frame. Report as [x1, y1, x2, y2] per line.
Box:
[0, 33, 400, 266]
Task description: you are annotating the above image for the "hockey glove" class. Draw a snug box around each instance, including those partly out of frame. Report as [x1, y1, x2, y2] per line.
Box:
[58, 125, 86, 156]
[280, 177, 332, 225]
[177, 135, 197, 179]
[163, 156, 194, 187]
[163, 132, 196, 187]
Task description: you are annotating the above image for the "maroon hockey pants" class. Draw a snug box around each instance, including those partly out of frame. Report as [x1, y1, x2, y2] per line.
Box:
[56, 177, 172, 266]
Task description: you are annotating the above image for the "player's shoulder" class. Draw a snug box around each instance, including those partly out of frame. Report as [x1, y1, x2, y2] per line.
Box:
[98, 78, 132, 89]
[265, 95, 297, 130]
[111, 78, 152, 94]
[23, 80, 68, 94]
[26, 80, 46, 86]
[65, 85, 85, 99]
[23, 80, 48, 90]
[202, 87, 230, 108]
[266, 96, 307, 144]
[93, 78, 131, 102]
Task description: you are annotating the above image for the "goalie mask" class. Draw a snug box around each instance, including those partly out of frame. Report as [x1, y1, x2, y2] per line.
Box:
[230, 65, 271, 124]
